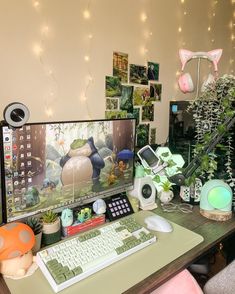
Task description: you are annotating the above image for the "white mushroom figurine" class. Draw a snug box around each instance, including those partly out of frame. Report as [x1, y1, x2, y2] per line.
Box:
[0, 222, 35, 277]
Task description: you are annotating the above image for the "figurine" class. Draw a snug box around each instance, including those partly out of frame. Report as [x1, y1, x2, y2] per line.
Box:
[61, 208, 73, 227]
[0, 222, 35, 277]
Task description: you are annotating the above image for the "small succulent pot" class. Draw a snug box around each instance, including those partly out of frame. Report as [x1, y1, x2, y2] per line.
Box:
[42, 211, 61, 246]
[159, 180, 174, 204]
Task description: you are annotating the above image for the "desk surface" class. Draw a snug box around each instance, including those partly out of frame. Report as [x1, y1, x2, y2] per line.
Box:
[2, 203, 235, 294]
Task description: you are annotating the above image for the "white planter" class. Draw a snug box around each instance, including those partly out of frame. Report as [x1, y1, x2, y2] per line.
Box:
[42, 218, 61, 234]
[159, 190, 174, 204]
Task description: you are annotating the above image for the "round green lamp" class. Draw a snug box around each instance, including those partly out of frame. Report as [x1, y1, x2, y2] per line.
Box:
[200, 179, 232, 221]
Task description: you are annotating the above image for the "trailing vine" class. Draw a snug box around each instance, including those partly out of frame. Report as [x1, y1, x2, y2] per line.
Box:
[186, 74, 235, 189]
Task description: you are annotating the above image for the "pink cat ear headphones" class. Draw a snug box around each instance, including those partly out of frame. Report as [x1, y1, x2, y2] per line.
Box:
[178, 49, 223, 94]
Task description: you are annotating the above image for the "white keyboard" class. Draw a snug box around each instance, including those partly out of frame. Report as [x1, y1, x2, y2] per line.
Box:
[36, 216, 156, 292]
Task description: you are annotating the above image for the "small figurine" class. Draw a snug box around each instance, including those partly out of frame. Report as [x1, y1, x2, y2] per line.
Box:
[61, 208, 73, 227]
[0, 222, 35, 277]
[77, 207, 92, 223]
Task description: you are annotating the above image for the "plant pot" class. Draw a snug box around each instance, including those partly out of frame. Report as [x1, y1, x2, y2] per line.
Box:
[42, 218, 61, 246]
[32, 231, 42, 254]
[159, 190, 174, 204]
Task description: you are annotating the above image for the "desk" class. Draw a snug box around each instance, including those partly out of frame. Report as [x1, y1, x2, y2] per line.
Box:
[2, 204, 235, 294]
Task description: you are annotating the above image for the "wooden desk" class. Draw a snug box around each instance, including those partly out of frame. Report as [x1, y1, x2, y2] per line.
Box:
[124, 204, 235, 294]
[2, 204, 235, 294]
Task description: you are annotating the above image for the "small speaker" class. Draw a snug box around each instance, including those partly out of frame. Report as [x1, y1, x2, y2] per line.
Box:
[128, 176, 157, 210]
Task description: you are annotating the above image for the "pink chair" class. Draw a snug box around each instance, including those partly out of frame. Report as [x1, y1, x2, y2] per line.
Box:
[151, 269, 203, 294]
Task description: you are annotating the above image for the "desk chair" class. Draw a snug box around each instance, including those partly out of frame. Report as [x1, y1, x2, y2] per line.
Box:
[203, 260, 235, 294]
[150, 269, 203, 294]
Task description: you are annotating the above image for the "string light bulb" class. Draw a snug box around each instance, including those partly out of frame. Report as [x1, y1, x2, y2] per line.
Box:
[45, 108, 53, 117]
[84, 55, 90, 62]
[178, 26, 182, 32]
[208, 26, 211, 31]
[33, 1, 40, 8]
[88, 34, 93, 39]
[33, 43, 43, 56]
[140, 12, 147, 22]
[83, 10, 91, 19]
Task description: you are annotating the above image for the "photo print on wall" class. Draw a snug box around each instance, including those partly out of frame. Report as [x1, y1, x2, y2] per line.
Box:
[150, 83, 162, 101]
[142, 105, 154, 122]
[120, 85, 134, 112]
[105, 76, 122, 97]
[113, 52, 128, 83]
[136, 124, 150, 147]
[106, 98, 119, 110]
[147, 62, 159, 81]
[129, 64, 148, 85]
[133, 87, 150, 106]
[105, 110, 127, 119]
[150, 128, 157, 144]
[105, 52, 162, 145]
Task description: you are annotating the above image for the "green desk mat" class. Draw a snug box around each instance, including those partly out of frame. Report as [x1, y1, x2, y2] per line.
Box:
[5, 210, 204, 294]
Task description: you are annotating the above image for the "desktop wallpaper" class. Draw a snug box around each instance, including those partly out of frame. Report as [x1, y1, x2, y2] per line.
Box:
[2, 119, 135, 221]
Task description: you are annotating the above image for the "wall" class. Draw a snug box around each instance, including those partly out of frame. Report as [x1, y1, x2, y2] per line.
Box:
[0, 0, 234, 144]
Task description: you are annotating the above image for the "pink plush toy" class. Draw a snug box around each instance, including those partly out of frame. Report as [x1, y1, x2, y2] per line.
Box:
[0, 222, 35, 277]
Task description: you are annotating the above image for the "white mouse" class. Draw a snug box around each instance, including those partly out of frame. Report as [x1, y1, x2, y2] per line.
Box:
[144, 215, 173, 233]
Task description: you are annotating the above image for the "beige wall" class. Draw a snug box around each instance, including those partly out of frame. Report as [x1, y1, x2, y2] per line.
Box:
[0, 0, 234, 143]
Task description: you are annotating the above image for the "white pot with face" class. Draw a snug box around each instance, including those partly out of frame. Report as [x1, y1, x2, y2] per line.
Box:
[159, 190, 174, 204]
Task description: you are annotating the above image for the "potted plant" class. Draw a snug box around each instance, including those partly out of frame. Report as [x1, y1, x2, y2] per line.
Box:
[159, 180, 174, 204]
[186, 74, 235, 190]
[25, 216, 43, 254]
[41, 210, 61, 246]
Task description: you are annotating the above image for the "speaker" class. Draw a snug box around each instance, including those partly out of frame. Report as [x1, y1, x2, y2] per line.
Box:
[3, 102, 30, 128]
[128, 176, 157, 210]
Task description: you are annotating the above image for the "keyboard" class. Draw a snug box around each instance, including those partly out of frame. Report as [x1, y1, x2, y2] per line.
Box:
[36, 216, 156, 293]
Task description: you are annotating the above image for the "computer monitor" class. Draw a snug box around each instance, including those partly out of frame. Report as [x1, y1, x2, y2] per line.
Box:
[0, 118, 136, 222]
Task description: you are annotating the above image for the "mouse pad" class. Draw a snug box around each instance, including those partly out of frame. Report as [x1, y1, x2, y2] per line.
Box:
[5, 210, 204, 294]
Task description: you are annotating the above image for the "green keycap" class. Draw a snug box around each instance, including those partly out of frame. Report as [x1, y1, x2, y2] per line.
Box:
[54, 274, 66, 284]
[72, 266, 83, 275]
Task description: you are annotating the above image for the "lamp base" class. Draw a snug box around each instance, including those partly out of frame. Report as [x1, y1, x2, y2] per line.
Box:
[200, 209, 232, 221]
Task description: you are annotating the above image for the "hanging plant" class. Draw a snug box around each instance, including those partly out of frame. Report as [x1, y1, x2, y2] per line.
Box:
[186, 74, 235, 188]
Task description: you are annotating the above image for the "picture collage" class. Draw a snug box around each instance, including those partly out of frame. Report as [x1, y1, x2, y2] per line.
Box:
[105, 52, 162, 147]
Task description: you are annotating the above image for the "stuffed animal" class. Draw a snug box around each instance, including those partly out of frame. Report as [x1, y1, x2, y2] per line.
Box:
[0, 222, 35, 277]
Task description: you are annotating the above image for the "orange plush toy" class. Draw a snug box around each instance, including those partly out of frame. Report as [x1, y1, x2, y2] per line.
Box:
[0, 222, 35, 277]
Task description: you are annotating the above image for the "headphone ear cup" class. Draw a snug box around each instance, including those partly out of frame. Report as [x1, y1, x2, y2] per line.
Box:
[201, 73, 215, 92]
[178, 73, 194, 94]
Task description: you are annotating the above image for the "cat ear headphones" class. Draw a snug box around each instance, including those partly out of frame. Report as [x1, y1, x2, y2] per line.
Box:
[178, 49, 223, 94]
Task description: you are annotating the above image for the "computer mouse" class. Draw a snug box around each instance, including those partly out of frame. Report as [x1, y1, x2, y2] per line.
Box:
[144, 215, 173, 233]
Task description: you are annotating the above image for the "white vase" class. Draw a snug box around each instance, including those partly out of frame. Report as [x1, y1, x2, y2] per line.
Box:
[159, 190, 174, 204]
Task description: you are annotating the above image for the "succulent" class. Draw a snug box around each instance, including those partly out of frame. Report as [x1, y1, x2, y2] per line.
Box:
[42, 210, 58, 224]
[160, 180, 173, 192]
[25, 217, 43, 235]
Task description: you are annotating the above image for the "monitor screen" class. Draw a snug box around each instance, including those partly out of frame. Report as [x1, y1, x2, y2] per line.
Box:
[0, 119, 136, 222]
